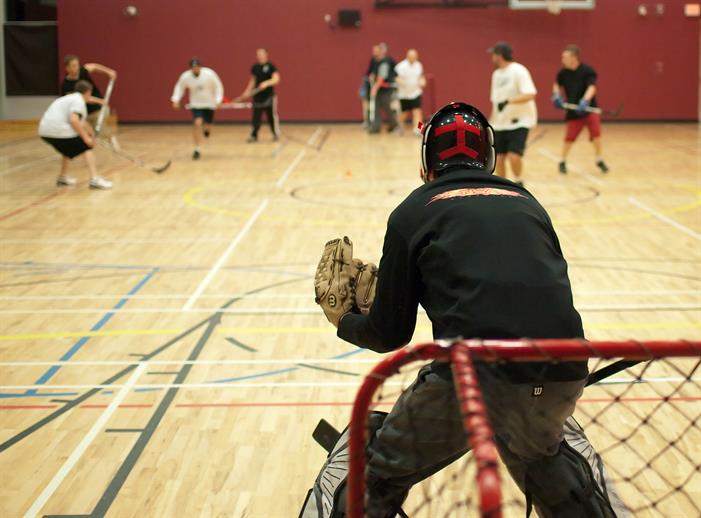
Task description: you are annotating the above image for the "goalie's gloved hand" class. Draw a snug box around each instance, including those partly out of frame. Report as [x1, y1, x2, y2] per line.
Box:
[577, 98, 590, 114]
[497, 100, 509, 112]
[552, 92, 564, 109]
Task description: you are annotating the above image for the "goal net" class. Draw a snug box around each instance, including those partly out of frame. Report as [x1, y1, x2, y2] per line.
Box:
[346, 340, 701, 517]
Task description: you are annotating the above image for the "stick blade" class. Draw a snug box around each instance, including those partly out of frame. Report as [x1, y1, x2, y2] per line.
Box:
[312, 419, 341, 454]
[152, 160, 171, 174]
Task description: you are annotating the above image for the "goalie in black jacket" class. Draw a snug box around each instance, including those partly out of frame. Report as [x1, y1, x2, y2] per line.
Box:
[301, 103, 627, 518]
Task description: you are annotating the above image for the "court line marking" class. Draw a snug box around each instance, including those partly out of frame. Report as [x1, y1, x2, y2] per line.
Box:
[628, 196, 701, 241]
[1, 289, 700, 301]
[3, 376, 698, 392]
[182, 198, 269, 311]
[275, 148, 306, 188]
[0, 155, 57, 177]
[1, 303, 699, 316]
[538, 148, 605, 186]
[21, 362, 146, 518]
[27, 268, 157, 391]
[0, 290, 701, 301]
[0, 320, 699, 342]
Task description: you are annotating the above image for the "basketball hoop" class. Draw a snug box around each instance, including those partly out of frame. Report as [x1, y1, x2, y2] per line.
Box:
[545, 0, 562, 14]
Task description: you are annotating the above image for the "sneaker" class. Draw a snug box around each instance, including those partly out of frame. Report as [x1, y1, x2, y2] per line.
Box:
[203, 129, 210, 138]
[56, 176, 77, 186]
[89, 177, 112, 190]
[596, 160, 609, 173]
[272, 134, 279, 142]
[192, 150, 201, 160]
[246, 135, 257, 143]
[558, 161, 567, 174]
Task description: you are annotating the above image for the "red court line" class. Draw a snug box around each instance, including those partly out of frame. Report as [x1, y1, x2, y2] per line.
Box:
[2, 396, 699, 411]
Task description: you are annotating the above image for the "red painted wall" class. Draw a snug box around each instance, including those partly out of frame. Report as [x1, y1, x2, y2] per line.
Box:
[57, 0, 699, 122]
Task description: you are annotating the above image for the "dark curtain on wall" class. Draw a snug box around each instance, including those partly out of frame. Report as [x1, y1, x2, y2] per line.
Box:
[4, 23, 58, 95]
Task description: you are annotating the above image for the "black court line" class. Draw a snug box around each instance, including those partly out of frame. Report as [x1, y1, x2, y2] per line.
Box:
[89, 313, 222, 517]
[127, 353, 147, 358]
[49, 399, 74, 404]
[225, 337, 258, 352]
[296, 363, 358, 377]
[104, 428, 145, 434]
[146, 371, 180, 375]
[0, 272, 150, 289]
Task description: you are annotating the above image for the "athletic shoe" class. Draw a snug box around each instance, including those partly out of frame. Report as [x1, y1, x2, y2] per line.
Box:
[192, 150, 201, 160]
[596, 160, 609, 173]
[56, 176, 77, 186]
[89, 177, 112, 190]
[247, 135, 257, 143]
[272, 134, 279, 142]
[558, 161, 567, 174]
[204, 129, 210, 138]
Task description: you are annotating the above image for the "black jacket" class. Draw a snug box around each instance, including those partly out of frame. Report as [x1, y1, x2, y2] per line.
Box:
[338, 169, 587, 382]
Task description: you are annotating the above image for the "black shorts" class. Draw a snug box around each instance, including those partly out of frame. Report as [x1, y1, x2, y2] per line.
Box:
[191, 108, 214, 123]
[41, 136, 90, 159]
[400, 95, 422, 112]
[494, 127, 529, 156]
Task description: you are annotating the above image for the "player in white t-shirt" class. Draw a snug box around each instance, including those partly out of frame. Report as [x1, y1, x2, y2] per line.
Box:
[39, 80, 112, 189]
[488, 42, 537, 186]
[395, 49, 426, 136]
[171, 57, 224, 160]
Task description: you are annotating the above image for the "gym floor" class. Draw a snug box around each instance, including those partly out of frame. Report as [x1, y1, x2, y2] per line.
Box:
[0, 121, 699, 517]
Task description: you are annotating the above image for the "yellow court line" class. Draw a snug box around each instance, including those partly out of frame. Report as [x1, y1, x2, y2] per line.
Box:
[185, 185, 701, 229]
[183, 186, 384, 229]
[1, 322, 698, 342]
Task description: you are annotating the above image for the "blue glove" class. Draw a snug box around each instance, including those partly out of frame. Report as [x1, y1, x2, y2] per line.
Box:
[552, 92, 564, 109]
[577, 98, 590, 114]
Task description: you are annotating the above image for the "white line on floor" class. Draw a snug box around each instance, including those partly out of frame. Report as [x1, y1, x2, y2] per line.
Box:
[182, 198, 269, 311]
[21, 363, 146, 518]
[0, 155, 56, 177]
[275, 149, 306, 188]
[628, 197, 701, 241]
[1, 303, 698, 315]
[2, 376, 696, 392]
[0, 289, 698, 301]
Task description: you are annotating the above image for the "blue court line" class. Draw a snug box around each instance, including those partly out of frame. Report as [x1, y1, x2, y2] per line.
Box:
[208, 347, 365, 383]
[0, 268, 158, 400]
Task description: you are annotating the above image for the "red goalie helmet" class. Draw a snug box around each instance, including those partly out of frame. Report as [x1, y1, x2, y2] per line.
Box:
[419, 102, 496, 183]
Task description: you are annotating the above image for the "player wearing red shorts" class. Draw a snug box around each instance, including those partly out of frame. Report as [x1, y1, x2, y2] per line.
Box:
[552, 45, 609, 174]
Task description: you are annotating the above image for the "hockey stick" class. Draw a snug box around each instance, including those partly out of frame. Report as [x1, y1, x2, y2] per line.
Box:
[94, 78, 115, 136]
[97, 138, 171, 174]
[586, 359, 641, 386]
[185, 102, 252, 110]
[561, 102, 624, 117]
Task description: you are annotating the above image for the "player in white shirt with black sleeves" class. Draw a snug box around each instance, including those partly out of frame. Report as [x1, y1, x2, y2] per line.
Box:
[488, 41, 537, 186]
[39, 80, 112, 190]
[171, 57, 224, 160]
[395, 48, 426, 136]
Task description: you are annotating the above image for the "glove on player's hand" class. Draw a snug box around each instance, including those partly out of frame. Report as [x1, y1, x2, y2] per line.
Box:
[552, 92, 564, 109]
[314, 237, 378, 327]
[577, 98, 590, 113]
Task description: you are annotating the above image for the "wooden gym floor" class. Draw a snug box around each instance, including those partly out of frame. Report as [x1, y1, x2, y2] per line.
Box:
[0, 120, 699, 517]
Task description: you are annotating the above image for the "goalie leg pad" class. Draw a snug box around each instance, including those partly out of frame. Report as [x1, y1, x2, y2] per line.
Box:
[522, 422, 621, 518]
[299, 412, 388, 518]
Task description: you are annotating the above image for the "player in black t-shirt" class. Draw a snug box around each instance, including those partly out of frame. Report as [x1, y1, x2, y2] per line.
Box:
[368, 42, 400, 134]
[552, 45, 609, 174]
[236, 48, 281, 143]
[61, 55, 116, 129]
[360, 44, 381, 128]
